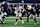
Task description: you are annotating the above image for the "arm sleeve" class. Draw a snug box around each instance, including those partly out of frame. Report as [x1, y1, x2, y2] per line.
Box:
[2, 2, 5, 5]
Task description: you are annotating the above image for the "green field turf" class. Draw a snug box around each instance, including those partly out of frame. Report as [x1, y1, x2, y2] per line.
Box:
[0, 17, 40, 27]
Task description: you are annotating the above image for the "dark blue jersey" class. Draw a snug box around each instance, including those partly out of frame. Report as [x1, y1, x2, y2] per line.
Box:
[30, 9, 36, 15]
[3, 3, 8, 10]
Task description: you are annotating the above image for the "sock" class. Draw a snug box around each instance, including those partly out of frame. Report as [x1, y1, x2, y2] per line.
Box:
[27, 17, 29, 22]
[27, 15, 29, 22]
[34, 19, 37, 23]
[16, 19, 18, 22]
[2, 17, 5, 23]
[20, 16, 22, 20]
[2, 17, 5, 22]
[34, 16, 37, 23]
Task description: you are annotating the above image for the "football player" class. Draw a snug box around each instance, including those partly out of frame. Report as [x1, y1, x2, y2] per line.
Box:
[27, 5, 32, 22]
[1, 1, 7, 23]
[15, 4, 24, 25]
[27, 5, 39, 25]
[0, 5, 7, 24]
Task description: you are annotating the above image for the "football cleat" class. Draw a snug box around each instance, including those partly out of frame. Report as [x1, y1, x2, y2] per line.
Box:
[34, 22, 39, 25]
[3, 22, 5, 24]
[15, 22, 18, 25]
[22, 20, 24, 24]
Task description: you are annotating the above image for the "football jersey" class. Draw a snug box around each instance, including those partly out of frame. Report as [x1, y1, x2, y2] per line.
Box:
[2, 1, 8, 10]
[27, 5, 32, 10]
[2, 1, 5, 5]
[15, 6, 22, 12]
[30, 8, 36, 15]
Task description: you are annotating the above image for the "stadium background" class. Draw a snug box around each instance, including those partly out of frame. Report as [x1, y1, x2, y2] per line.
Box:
[0, 0, 40, 27]
[0, 0, 40, 3]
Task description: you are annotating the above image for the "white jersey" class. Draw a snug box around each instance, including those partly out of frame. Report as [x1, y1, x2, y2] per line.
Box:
[2, 1, 5, 5]
[27, 5, 32, 10]
[15, 6, 22, 12]
[15, 6, 22, 17]
[2, 1, 10, 6]
[7, 2, 10, 6]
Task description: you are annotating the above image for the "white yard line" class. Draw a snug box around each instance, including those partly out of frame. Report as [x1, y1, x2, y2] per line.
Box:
[5, 17, 40, 18]
[8, 25, 35, 27]
[5, 19, 39, 21]
[5, 17, 40, 21]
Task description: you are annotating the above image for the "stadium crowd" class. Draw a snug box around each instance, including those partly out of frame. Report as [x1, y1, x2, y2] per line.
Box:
[0, 1, 40, 17]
